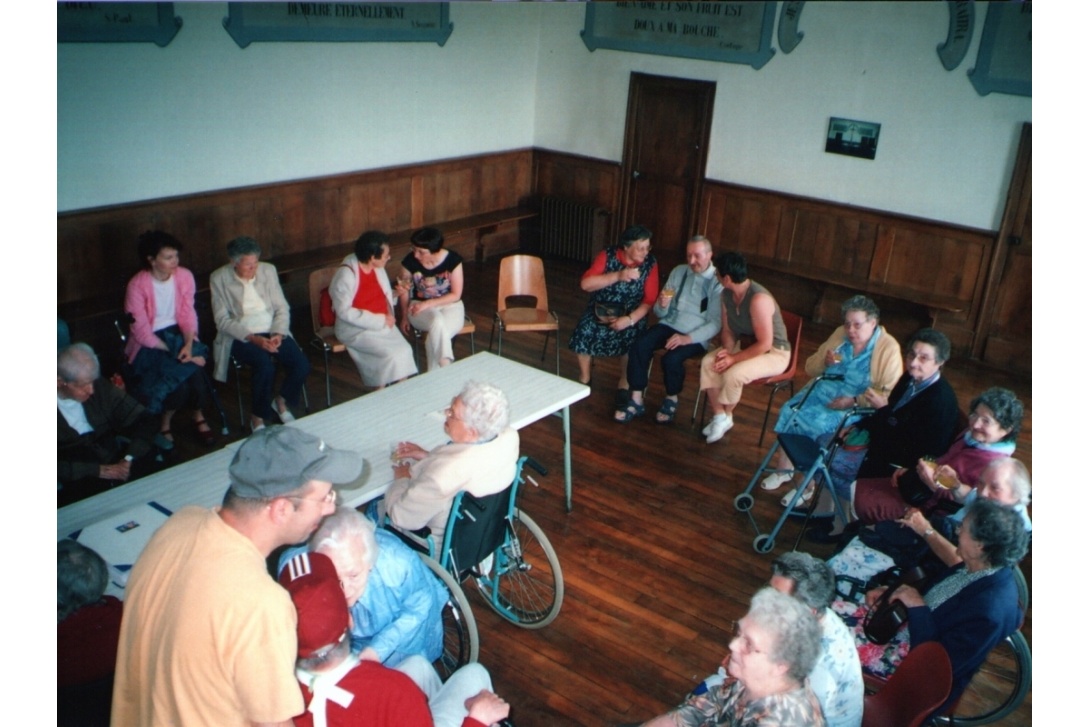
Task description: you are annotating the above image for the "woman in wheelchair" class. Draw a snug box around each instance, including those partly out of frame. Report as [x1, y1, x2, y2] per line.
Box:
[761, 295, 903, 507]
[380, 381, 519, 548]
[836, 498, 1028, 715]
[278, 507, 448, 667]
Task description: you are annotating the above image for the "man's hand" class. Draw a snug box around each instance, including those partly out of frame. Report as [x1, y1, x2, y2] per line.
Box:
[465, 690, 510, 725]
[99, 460, 132, 481]
[664, 333, 692, 350]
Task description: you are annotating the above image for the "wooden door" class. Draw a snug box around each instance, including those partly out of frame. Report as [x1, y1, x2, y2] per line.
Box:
[619, 73, 715, 272]
[974, 123, 1031, 374]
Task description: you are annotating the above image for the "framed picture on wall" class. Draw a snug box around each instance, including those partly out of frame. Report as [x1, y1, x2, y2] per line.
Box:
[825, 117, 881, 160]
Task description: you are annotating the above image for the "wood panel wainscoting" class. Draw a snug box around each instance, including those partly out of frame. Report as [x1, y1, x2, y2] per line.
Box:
[58, 149, 538, 361]
[59, 148, 1009, 367]
[699, 181, 997, 357]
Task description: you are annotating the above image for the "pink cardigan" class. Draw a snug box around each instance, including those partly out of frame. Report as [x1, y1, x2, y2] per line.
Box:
[123, 268, 199, 363]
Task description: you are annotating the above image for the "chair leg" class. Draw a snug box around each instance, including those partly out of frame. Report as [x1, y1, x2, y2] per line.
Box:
[232, 361, 245, 429]
[540, 330, 549, 363]
[487, 318, 497, 353]
[323, 349, 332, 408]
[470, 329, 476, 355]
[301, 382, 310, 414]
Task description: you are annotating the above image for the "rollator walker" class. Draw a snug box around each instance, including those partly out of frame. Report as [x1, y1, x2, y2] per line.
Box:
[734, 373, 873, 554]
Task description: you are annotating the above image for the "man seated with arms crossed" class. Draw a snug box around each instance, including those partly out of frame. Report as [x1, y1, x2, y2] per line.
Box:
[281, 550, 512, 727]
[111, 426, 361, 726]
[770, 552, 863, 727]
[279, 506, 447, 666]
[615, 235, 722, 425]
[58, 343, 158, 499]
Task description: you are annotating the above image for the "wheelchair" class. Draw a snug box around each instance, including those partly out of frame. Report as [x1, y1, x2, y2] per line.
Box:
[386, 455, 564, 676]
[734, 373, 872, 553]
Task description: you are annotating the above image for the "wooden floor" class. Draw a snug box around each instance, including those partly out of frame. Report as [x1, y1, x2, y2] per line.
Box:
[131, 256, 1033, 726]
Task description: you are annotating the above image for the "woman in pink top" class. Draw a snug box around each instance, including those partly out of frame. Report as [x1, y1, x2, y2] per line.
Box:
[123, 231, 215, 447]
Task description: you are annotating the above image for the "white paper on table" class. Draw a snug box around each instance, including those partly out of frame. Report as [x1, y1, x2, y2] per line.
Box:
[71, 501, 172, 591]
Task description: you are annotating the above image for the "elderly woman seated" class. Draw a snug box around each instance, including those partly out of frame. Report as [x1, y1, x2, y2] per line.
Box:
[829, 457, 1032, 586]
[278, 507, 447, 666]
[210, 236, 310, 431]
[807, 328, 960, 542]
[852, 386, 1024, 525]
[761, 295, 903, 506]
[837, 498, 1029, 715]
[332, 230, 418, 389]
[380, 381, 519, 548]
[769, 553, 863, 727]
[637, 587, 825, 727]
[58, 540, 124, 726]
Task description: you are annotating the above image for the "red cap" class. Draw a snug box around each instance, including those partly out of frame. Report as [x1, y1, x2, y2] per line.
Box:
[279, 551, 349, 658]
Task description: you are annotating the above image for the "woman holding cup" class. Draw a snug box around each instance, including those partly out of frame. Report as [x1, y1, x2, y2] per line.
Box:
[853, 386, 1024, 524]
[761, 296, 903, 506]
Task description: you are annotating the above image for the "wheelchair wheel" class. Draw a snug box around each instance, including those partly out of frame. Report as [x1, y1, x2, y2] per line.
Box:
[476, 509, 563, 629]
[936, 630, 1031, 726]
[419, 554, 479, 678]
[734, 493, 755, 512]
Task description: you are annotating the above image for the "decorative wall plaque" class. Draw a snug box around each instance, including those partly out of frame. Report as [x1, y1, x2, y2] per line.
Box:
[581, 1, 777, 70]
[58, 2, 182, 46]
[222, 2, 453, 49]
[968, 1, 1031, 97]
[937, 0, 974, 71]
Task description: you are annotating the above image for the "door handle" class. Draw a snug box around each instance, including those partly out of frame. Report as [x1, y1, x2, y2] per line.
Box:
[632, 170, 641, 179]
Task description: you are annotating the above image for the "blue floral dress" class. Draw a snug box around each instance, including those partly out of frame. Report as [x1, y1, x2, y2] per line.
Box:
[567, 247, 656, 358]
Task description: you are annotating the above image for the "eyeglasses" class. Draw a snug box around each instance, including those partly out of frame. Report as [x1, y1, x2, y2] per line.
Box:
[288, 489, 337, 506]
[730, 621, 765, 656]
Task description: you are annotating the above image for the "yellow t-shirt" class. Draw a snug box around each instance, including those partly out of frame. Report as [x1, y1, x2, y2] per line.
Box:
[111, 507, 303, 726]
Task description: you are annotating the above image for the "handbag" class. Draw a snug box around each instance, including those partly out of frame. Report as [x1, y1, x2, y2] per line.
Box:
[863, 587, 910, 644]
[594, 302, 626, 323]
[862, 566, 926, 644]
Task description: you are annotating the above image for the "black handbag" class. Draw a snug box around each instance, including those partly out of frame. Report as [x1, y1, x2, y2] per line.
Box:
[862, 566, 926, 644]
[863, 588, 909, 644]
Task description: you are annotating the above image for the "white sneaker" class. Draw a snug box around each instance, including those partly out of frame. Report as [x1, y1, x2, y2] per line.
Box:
[705, 414, 734, 444]
[275, 400, 295, 423]
[760, 472, 793, 491]
[702, 414, 729, 437]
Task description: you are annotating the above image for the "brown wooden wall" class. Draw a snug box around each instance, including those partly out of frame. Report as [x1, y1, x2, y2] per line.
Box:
[699, 181, 996, 354]
[58, 149, 536, 354]
[58, 148, 1000, 361]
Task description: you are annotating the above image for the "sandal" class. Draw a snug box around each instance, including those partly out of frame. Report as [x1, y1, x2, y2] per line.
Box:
[613, 399, 645, 423]
[194, 417, 217, 446]
[655, 398, 678, 424]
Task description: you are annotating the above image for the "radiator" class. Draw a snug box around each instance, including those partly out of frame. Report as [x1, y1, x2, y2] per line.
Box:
[539, 196, 608, 262]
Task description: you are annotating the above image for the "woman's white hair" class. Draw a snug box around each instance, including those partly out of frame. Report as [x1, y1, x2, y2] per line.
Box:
[745, 587, 822, 684]
[309, 506, 380, 570]
[459, 381, 510, 441]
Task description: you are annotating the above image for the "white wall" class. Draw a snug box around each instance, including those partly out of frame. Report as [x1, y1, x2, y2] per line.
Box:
[533, 1, 1031, 230]
[58, 2, 541, 211]
[59, 1, 1030, 230]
